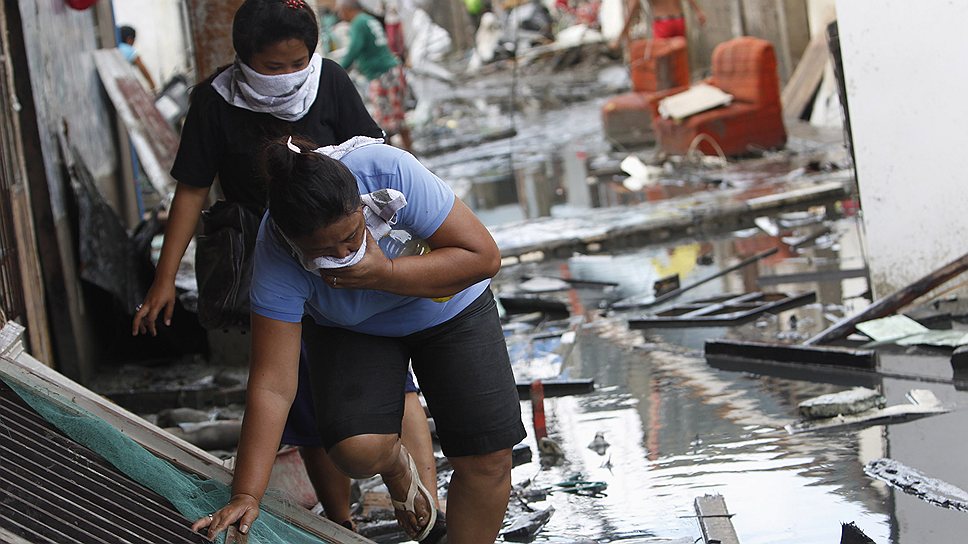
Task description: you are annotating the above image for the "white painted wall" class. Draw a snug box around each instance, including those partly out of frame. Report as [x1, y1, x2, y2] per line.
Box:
[836, 0, 968, 298]
[113, 0, 194, 88]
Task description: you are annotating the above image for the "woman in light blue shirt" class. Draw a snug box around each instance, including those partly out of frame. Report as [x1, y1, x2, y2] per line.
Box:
[194, 136, 525, 543]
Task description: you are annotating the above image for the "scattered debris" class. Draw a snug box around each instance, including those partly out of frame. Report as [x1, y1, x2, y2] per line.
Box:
[786, 389, 947, 434]
[629, 291, 815, 328]
[613, 248, 779, 310]
[840, 522, 876, 544]
[516, 378, 595, 399]
[704, 339, 878, 370]
[587, 431, 610, 455]
[865, 458, 968, 512]
[693, 494, 741, 544]
[805, 252, 968, 345]
[952, 346, 968, 379]
[163, 419, 242, 452]
[798, 387, 885, 420]
[856, 314, 968, 347]
[501, 506, 555, 542]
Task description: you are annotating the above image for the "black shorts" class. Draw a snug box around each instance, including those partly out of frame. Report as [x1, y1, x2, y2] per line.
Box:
[301, 289, 526, 457]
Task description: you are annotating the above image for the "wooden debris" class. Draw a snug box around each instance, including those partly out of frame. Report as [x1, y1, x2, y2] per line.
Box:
[164, 420, 242, 451]
[805, 252, 968, 345]
[951, 346, 968, 378]
[629, 291, 815, 328]
[704, 339, 878, 370]
[786, 389, 947, 434]
[516, 378, 595, 399]
[501, 506, 555, 542]
[694, 494, 740, 544]
[782, 31, 829, 121]
[840, 522, 876, 544]
[865, 458, 968, 512]
[613, 248, 778, 310]
[797, 387, 885, 420]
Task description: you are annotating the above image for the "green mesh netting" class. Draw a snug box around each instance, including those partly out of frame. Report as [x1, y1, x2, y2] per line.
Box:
[4, 378, 332, 544]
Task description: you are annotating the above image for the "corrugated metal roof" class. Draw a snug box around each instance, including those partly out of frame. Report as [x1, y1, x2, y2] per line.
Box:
[0, 382, 207, 544]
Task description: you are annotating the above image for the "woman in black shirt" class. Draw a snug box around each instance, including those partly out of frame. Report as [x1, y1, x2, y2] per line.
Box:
[131, 0, 438, 536]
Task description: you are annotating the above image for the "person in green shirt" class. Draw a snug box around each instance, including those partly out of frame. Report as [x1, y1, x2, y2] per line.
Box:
[337, 0, 413, 150]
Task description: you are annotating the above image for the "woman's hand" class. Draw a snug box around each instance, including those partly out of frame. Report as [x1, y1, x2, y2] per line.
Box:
[191, 493, 260, 541]
[132, 279, 176, 336]
[326, 228, 393, 290]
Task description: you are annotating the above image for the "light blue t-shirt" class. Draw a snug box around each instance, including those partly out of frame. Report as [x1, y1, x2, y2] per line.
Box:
[250, 144, 490, 337]
[118, 42, 138, 63]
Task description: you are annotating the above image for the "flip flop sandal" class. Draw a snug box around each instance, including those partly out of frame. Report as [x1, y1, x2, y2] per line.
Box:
[390, 451, 438, 541]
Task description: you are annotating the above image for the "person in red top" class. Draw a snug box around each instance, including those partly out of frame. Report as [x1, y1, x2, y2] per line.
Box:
[612, 0, 706, 48]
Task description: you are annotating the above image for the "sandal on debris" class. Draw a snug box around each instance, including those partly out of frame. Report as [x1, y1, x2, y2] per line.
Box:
[390, 451, 437, 541]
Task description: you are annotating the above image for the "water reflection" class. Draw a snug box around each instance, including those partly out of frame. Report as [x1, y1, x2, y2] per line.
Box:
[498, 218, 968, 543]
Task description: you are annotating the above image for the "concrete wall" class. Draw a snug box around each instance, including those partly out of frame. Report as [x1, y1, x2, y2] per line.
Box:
[836, 0, 968, 298]
[113, 0, 195, 86]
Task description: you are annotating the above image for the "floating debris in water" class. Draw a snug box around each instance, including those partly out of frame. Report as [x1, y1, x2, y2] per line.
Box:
[587, 431, 609, 455]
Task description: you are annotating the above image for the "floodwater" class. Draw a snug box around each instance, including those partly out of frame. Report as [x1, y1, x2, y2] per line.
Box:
[494, 220, 968, 543]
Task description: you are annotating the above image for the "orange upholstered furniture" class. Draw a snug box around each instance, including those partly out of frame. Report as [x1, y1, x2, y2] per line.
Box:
[649, 36, 787, 157]
[601, 37, 690, 148]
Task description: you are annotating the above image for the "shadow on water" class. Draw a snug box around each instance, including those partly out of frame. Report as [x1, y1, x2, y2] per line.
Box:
[500, 219, 968, 543]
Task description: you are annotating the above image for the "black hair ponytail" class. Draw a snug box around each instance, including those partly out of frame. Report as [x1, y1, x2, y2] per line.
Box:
[262, 136, 362, 239]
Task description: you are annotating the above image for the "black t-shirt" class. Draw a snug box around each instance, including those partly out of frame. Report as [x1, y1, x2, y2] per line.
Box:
[170, 58, 383, 211]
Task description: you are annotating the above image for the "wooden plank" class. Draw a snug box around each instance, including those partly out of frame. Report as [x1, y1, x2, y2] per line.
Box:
[0, 323, 374, 544]
[781, 27, 829, 120]
[705, 338, 878, 369]
[516, 379, 595, 399]
[805, 252, 968, 345]
[0, 5, 53, 367]
[694, 494, 740, 544]
[865, 458, 968, 512]
[757, 267, 867, 286]
[92, 49, 178, 203]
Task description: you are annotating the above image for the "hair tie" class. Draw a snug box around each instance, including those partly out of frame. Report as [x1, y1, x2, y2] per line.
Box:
[286, 136, 302, 153]
[285, 0, 306, 8]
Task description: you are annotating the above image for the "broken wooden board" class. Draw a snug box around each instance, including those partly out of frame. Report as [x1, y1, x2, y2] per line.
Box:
[501, 506, 555, 542]
[785, 389, 947, 434]
[865, 458, 968, 512]
[782, 30, 829, 121]
[93, 49, 178, 203]
[805, 252, 968, 345]
[694, 494, 740, 544]
[629, 291, 815, 328]
[704, 339, 879, 370]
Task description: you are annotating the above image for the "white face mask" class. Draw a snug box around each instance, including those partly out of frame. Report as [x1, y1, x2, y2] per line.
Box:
[238, 60, 313, 97]
[274, 215, 368, 274]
